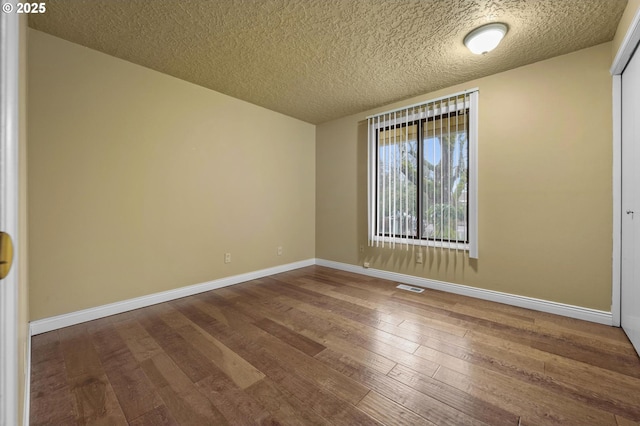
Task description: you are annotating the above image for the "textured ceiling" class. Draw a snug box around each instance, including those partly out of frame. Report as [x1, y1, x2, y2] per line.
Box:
[29, 0, 626, 124]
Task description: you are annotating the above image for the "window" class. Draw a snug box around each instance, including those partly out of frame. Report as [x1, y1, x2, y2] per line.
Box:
[367, 90, 478, 258]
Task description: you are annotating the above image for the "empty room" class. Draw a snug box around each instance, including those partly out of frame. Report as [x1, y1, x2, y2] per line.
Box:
[2, 0, 640, 424]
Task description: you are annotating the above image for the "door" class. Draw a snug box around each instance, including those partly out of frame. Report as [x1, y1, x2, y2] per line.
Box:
[0, 10, 20, 426]
[621, 44, 640, 355]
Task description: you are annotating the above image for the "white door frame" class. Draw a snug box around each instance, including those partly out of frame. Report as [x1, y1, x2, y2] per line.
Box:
[0, 9, 20, 426]
[611, 9, 640, 327]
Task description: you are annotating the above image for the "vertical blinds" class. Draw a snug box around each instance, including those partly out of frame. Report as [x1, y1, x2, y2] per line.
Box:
[367, 89, 478, 258]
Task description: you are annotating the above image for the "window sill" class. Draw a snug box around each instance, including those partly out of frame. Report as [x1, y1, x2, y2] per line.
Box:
[371, 236, 469, 251]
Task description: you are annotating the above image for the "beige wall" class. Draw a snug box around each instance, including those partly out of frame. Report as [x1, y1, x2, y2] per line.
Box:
[317, 42, 613, 311]
[28, 30, 315, 320]
[18, 15, 29, 426]
[612, 0, 640, 58]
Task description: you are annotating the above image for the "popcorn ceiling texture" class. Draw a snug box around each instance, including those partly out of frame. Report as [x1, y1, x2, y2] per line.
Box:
[29, 0, 626, 124]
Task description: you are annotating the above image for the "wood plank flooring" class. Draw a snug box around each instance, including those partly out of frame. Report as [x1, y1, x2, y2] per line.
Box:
[30, 266, 640, 425]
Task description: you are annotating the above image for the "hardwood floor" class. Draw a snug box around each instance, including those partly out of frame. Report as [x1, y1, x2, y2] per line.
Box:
[30, 266, 640, 425]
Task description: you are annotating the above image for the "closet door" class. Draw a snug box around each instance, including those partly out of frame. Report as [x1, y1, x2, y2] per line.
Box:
[621, 44, 640, 355]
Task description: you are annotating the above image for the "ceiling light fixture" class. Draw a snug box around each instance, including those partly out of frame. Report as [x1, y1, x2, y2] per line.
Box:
[464, 23, 508, 55]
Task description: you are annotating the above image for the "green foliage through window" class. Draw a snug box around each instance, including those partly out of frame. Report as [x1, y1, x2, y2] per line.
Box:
[376, 106, 469, 243]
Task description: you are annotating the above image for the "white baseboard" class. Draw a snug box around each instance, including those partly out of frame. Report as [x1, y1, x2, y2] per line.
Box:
[29, 256, 613, 336]
[30, 259, 315, 335]
[315, 259, 613, 326]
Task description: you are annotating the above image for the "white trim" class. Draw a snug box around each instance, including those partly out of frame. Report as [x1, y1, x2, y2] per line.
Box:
[372, 235, 468, 250]
[29, 256, 614, 337]
[23, 325, 31, 426]
[30, 259, 315, 335]
[611, 8, 640, 75]
[0, 9, 20, 426]
[316, 259, 613, 325]
[612, 75, 622, 327]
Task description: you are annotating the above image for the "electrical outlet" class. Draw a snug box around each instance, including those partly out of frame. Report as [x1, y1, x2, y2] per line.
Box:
[359, 245, 364, 253]
[277, 246, 283, 256]
[416, 252, 423, 264]
[224, 253, 231, 263]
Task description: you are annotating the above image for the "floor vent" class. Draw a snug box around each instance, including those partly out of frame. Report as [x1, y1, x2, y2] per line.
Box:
[396, 284, 424, 293]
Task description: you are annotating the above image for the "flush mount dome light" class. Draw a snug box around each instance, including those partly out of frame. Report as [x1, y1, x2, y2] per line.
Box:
[464, 23, 508, 55]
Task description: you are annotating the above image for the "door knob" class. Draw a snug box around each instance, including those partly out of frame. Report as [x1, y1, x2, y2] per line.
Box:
[0, 232, 14, 280]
